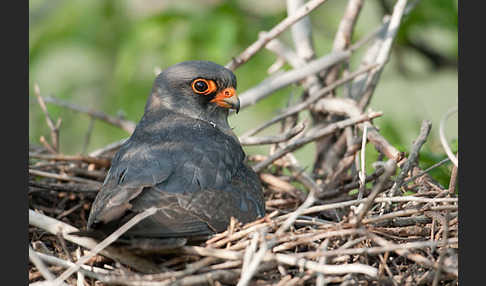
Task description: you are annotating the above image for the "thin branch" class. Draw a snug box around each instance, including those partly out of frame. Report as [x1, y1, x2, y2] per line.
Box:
[402, 157, 450, 185]
[89, 138, 128, 157]
[29, 209, 160, 273]
[239, 122, 305, 146]
[75, 248, 85, 286]
[240, 232, 259, 278]
[286, 0, 317, 61]
[270, 253, 378, 277]
[364, 123, 404, 163]
[348, 16, 390, 54]
[390, 120, 432, 196]
[29, 153, 111, 168]
[43, 96, 136, 134]
[430, 212, 450, 286]
[351, 159, 396, 226]
[273, 153, 322, 235]
[95, 257, 221, 284]
[448, 155, 458, 194]
[29, 169, 103, 187]
[267, 57, 286, 74]
[324, 0, 364, 86]
[29, 180, 100, 193]
[439, 106, 458, 167]
[29, 245, 57, 282]
[225, 0, 330, 70]
[352, 0, 410, 107]
[32, 250, 113, 279]
[238, 50, 351, 109]
[310, 0, 365, 175]
[253, 111, 382, 172]
[286, 0, 323, 97]
[319, 165, 384, 199]
[39, 136, 57, 154]
[302, 237, 457, 262]
[266, 38, 305, 69]
[315, 239, 330, 286]
[51, 207, 158, 286]
[34, 83, 60, 153]
[275, 175, 318, 235]
[165, 269, 241, 286]
[277, 196, 456, 221]
[81, 117, 95, 155]
[369, 233, 457, 277]
[242, 64, 377, 137]
[237, 231, 268, 286]
[362, 205, 457, 225]
[357, 125, 368, 199]
[179, 246, 243, 261]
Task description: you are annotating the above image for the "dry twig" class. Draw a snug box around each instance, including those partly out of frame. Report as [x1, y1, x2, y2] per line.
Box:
[43, 96, 136, 134]
[34, 83, 61, 153]
[390, 120, 432, 196]
[225, 0, 330, 70]
[439, 107, 458, 167]
[29, 209, 160, 273]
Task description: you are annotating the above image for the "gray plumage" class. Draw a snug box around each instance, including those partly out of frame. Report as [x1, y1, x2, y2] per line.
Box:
[86, 61, 265, 241]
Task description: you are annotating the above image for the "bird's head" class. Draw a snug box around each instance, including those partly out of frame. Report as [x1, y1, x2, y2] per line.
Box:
[146, 61, 239, 127]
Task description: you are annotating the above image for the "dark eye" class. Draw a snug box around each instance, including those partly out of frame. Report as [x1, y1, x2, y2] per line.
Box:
[191, 78, 217, 95]
[194, 80, 208, 92]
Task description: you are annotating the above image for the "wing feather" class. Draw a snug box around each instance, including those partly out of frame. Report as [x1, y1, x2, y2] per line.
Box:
[87, 114, 261, 238]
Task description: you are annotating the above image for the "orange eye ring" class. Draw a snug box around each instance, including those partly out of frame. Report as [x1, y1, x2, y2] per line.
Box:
[191, 79, 217, 95]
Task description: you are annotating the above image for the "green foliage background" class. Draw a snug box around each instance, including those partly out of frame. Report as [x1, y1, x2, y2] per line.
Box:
[29, 0, 458, 188]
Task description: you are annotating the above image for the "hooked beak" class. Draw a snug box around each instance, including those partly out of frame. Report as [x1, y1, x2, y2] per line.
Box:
[210, 87, 240, 113]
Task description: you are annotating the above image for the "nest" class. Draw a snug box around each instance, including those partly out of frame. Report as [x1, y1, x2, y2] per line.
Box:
[29, 121, 458, 286]
[29, 1, 458, 285]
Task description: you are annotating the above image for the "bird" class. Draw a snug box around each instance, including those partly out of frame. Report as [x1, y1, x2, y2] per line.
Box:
[83, 60, 265, 249]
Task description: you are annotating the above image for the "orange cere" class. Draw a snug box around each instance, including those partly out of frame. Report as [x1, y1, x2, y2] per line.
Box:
[210, 87, 237, 108]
